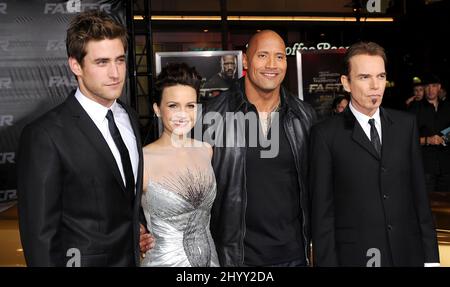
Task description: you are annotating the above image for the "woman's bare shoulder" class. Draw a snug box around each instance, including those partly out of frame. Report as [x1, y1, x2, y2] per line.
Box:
[191, 139, 213, 159]
[143, 141, 164, 153]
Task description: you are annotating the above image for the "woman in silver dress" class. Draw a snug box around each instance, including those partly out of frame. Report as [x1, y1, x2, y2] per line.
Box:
[141, 63, 219, 267]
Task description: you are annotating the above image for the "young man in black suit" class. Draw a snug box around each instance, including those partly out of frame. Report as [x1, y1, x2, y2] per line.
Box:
[18, 10, 152, 266]
[310, 42, 440, 267]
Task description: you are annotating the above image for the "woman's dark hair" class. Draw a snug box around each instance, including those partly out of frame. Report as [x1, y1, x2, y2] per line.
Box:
[154, 63, 203, 105]
[332, 95, 348, 111]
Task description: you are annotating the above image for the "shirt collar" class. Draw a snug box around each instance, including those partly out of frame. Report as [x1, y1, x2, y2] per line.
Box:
[349, 101, 381, 126]
[74, 88, 118, 124]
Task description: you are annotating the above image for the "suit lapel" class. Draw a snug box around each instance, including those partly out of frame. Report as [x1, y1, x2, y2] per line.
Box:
[344, 108, 381, 160]
[65, 94, 127, 193]
[379, 107, 395, 162]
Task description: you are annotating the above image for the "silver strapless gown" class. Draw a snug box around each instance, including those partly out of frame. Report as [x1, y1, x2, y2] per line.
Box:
[141, 172, 219, 267]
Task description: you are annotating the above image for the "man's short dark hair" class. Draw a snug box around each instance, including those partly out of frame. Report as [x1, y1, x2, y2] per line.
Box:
[66, 10, 128, 65]
[343, 41, 387, 78]
[154, 63, 203, 105]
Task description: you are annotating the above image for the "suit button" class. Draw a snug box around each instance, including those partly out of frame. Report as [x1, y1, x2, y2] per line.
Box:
[381, 166, 387, 172]
[387, 225, 393, 230]
[383, 194, 389, 199]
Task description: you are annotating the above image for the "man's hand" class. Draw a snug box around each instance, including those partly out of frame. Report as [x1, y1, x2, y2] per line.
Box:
[139, 223, 155, 256]
[405, 95, 416, 106]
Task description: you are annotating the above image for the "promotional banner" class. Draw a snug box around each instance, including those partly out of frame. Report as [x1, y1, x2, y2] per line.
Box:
[0, 0, 127, 213]
[297, 49, 347, 121]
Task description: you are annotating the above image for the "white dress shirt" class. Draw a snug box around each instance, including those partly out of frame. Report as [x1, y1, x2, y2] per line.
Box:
[349, 101, 382, 144]
[75, 89, 139, 193]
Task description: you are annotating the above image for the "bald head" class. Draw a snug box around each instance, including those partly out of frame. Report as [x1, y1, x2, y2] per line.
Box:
[246, 30, 286, 56]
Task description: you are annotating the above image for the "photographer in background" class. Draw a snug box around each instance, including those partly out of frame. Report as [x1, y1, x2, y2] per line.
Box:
[408, 74, 450, 192]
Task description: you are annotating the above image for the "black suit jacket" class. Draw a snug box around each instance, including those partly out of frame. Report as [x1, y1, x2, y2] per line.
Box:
[17, 93, 143, 267]
[310, 107, 439, 266]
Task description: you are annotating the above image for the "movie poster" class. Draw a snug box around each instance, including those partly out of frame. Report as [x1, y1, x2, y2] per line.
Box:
[155, 51, 243, 101]
[297, 49, 347, 121]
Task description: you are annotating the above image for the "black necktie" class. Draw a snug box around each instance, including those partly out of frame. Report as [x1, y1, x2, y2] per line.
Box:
[106, 110, 135, 201]
[368, 118, 381, 156]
